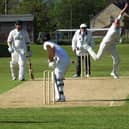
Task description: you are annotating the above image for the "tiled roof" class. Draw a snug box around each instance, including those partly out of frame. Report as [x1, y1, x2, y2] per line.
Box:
[90, 3, 129, 28]
[0, 14, 34, 22]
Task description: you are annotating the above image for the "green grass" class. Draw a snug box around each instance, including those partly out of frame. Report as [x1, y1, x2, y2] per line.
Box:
[1, 44, 129, 129]
[0, 44, 129, 93]
[0, 106, 129, 129]
[0, 57, 22, 94]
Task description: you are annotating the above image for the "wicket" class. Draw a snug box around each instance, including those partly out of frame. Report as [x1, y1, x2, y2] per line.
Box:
[80, 53, 90, 78]
[42, 70, 55, 104]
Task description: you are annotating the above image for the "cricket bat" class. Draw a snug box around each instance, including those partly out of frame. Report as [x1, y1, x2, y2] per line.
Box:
[28, 56, 34, 80]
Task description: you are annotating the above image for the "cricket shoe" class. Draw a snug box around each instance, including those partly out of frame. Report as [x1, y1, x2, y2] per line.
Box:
[19, 78, 25, 81]
[110, 72, 119, 79]
[60, 95, 65, 102]
[55, 95, 65, 102]
[86, 74, 90, 78]
[73, 74, 80, 78]
[12, 77, 16, 80]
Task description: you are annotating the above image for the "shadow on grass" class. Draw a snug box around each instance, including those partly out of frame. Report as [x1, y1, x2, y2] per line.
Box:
[66, 99, 129, 102]
[0, 120, 59, 124]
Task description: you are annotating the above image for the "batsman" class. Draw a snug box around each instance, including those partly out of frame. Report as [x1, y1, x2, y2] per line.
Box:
[7, 20, 32, 81]
[42, 33, 71, 102]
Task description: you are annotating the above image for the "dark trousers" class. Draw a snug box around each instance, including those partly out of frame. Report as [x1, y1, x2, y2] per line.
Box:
[76, 54, 91, 76]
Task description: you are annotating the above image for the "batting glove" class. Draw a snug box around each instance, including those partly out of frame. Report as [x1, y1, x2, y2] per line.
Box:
[53, 57, 60, 64]
[48, 61, 56, 68]
[8, 47, 14, 53]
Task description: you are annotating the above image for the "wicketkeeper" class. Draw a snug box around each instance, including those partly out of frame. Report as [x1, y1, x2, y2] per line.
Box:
[7, 20, 32, 81]
[42, 33, 71, 102]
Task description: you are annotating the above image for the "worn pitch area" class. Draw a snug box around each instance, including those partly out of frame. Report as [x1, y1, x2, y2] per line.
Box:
[0, 77, 129, 108]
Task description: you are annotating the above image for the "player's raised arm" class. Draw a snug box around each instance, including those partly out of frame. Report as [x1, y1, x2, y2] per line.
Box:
[114, 2, 128, 28]
[120, 2, 128, 16]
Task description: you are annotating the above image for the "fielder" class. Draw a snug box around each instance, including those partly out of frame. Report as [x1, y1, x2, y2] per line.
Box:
[42, 33, 71, 102]
[86, 2, 128, 79]
[7, 20, 32, 81]
[72, 23, 94, 77]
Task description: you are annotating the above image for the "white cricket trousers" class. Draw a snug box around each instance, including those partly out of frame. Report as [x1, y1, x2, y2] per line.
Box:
[54, 58, 71, 101]
[88, 42, 120, 74]
[10, 50, 26, 80]
[97, 42, 120, 74]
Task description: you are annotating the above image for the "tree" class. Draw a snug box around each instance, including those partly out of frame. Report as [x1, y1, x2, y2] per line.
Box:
[51, 0, 110, 29]
[0, 0, 20, 14]
[15, 0, 51, 38]
[3, 0, 126, 34]
[0, 0, 5, 14]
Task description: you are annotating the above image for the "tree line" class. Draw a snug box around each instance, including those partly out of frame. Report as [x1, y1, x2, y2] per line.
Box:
[0, 0, 129, 34]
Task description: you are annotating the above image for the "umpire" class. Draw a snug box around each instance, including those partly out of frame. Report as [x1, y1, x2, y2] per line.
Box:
[72, 23, 94, 77]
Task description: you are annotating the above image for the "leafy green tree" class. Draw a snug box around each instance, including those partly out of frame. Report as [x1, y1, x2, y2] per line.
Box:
[0, 0, 20, 14]
[51, 0, 110, 29]
[15, 0, 51, 38]
[3, 0, 127, 34]
[0, 0, 5, 14]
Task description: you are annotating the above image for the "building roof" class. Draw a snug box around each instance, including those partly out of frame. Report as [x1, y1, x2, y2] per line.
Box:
[0, 14, 34, 22]
[90, 3, 129, 28]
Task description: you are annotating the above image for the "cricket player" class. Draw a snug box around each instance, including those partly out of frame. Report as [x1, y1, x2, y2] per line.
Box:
[72, 23, 94, 77]
[86, 2, 128, 79]
[42, 33, 71, 102]
[7, 20, 31, 81]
